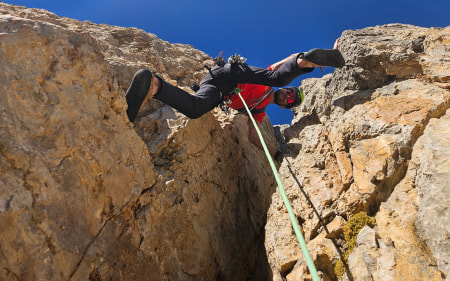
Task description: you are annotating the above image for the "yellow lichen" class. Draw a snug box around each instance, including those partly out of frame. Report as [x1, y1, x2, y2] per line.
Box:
[334, 212, 376, 278]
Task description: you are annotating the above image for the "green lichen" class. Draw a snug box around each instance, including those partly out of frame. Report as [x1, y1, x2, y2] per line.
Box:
[334, 212, 376, 278]
[334, 258, 347, 279]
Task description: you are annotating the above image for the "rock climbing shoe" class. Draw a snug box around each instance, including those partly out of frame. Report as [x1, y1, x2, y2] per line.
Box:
[125, 69, 153, 122]
[303, 48, 345, 68]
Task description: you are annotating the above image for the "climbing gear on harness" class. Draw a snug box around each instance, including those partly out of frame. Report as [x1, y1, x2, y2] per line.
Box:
[204, 51, 227, 77]
[223, 54, 247, 77]
[235, 89, 321, 281]
[220, 96, 233, 115]
[217, 54, 249, 114]
[126, 69, 154, 122]
[213, 51, 226, 66]
[220, 87, 241, 115]
[204, 53, 248, 92]
[228, 54, 247, 65]
[300, 48, 345, 68]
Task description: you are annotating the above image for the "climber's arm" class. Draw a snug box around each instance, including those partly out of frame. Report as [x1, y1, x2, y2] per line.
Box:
[270, 53, 299, 71]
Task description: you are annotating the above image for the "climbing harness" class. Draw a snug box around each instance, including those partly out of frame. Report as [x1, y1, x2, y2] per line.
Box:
[216, 54, 249, 115]
[221, 86, 270, 116]
[235, 88, 320, 281]
[219, 90, 235, 115]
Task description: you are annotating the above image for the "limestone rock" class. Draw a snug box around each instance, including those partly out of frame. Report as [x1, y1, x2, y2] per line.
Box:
[1, 3, 450, 281]
[0, 3, 277, 281]
[415, 109, 450, 278]
[266, 24, 450, 281]
[350, 113, 450, 281]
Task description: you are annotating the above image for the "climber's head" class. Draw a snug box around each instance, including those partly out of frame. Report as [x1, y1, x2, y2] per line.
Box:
[274, 87, 304, 108]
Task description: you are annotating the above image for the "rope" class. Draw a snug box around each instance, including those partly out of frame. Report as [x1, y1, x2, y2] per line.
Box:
[236, 89, 320, 281]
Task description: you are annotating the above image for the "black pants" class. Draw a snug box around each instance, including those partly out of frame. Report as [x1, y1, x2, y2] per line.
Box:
[154, 56, 313, 119]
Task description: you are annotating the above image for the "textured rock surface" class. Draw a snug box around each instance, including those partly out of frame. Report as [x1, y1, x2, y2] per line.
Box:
[414, 109, 450, 278]
[266, 24, 450, 281]
[1, 3, 449, 281]
[0, 3, 277, 281]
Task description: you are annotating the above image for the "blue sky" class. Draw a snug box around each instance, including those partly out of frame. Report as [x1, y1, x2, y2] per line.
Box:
[4, 0, 449, 124]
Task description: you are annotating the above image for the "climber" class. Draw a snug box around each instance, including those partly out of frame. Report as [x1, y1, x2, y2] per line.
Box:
[125, 40, 345, 162]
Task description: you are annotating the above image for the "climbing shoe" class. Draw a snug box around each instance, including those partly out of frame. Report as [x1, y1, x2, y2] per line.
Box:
[126, 69, 153, 122]
[302, 48, 345, 68]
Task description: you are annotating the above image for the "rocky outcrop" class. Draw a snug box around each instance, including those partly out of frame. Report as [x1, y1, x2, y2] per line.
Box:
[1, 3, 449, 281]
[266, 24, 450, 281]
[0, 3, 277, 281]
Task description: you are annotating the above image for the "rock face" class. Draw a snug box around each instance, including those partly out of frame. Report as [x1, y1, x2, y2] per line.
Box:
[0, 3, 277, 281]
[266, 24, 450, 281]
[0, 3, 449, 281]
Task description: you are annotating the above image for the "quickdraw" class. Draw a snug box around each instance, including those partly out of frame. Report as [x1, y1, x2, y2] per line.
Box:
[227, 54, 247, 65]
[220, 97, 232, 114]
[220, 87, 242, 115]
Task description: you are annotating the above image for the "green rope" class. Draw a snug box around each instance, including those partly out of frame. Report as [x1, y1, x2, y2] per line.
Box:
[236, 89, 320, 281]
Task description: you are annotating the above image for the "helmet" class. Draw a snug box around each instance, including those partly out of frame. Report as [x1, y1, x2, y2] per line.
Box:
[282, 87, 304, 108]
